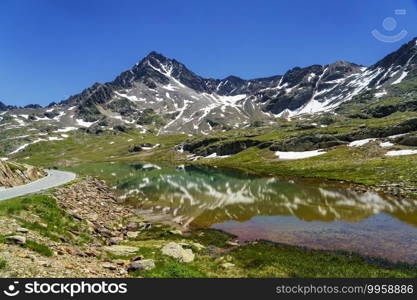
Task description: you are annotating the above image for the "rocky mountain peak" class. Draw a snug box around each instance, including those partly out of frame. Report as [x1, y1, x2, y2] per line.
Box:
[372, 36, 417, 70]
[0, 101, 7, 111]
[280, 65, 323, 87]
[3, 37, 417, 140]
[322, 61, 363, 82]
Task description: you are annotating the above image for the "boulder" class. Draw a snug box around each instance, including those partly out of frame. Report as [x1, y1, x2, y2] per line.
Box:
[102, 245, 138, 256]
[126, 231, 138, 239]
[195, 139, 260, 156]
[16, 227, 29, 233]
[270, 134, 347, 152]
[109, 237, 123, 245]
[126, 221, 138, 231]
[161, 242, 195, 263]
[221, 262, 236, 269]
[399, 135, 417, 146]
[128, 259, 155, 271]
[168, 229, 183, 236]
[6, 235, 26, 245]
[101, 262, 117, 270]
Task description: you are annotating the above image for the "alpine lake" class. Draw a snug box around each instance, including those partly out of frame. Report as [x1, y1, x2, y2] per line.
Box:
[70, 162, 417, 263]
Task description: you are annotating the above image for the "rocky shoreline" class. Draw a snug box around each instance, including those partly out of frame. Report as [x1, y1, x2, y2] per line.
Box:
[0, 177, 233, 277]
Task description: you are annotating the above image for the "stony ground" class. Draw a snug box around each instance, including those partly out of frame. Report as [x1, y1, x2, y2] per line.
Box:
[0, 178, 153, 277]
[0, 177, 234, 278]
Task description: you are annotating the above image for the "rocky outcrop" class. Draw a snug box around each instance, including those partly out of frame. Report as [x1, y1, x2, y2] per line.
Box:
[53, 177, 136, 243]
[194, 139, 260, 156]
[398, 135, 417, 146]
[269, 134, 347, 152]
[365, 100, 417, 118]
[161, 242, 195, 263]
[269, 117, 417, 152]
[182, 137, 261, 156]
[0, 162, 46, 188]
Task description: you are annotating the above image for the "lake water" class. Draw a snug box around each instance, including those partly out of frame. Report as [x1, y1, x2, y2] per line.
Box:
[96, 162, 417, 263]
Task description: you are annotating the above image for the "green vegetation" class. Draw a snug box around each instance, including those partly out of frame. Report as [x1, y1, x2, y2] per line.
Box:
[3, 78, 417, 278]
[24, 240, 53, 257]
[0, 194, 89, 245]
[0, 259, 7, 269]
[123, 235, 417, 278]
[137, 108, 167, 127]
[0, 187, 414, 277]
[196, 145, 417, 186]
[227, 241, 417, 278]
[11, 130, 187, 168]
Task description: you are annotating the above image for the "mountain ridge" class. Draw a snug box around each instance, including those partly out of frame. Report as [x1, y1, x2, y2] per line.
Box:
[1, 37, 416, 142]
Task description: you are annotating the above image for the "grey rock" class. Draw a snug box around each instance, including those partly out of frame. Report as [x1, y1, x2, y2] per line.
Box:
[126, 231, 138, 239]
[102, 262, 117, 270]
[128, 259, 155, 271]
[126, 221, 138, 231]
[161, 242, 195, 263]
[6, 235, 26, 245]
[102, 245, 138, 256]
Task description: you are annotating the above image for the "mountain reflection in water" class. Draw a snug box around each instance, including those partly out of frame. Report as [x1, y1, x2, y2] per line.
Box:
[100, 162, 417, 262]
[119, 164, 417, 228]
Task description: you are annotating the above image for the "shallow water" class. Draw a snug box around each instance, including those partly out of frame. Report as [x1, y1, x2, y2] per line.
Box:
[94, 162, 417, 263]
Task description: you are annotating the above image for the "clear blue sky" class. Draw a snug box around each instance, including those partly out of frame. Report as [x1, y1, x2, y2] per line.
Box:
[1, 0, 417, 106]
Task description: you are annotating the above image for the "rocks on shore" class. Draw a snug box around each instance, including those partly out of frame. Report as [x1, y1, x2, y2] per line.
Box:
[161, 242, 195, 263]
[128, 259, 155, 271]
[53, 177, 137, 242]
[102, 245, 139, 257]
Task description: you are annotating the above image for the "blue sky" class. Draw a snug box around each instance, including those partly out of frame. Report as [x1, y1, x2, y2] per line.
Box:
[1, 0, 417, 106]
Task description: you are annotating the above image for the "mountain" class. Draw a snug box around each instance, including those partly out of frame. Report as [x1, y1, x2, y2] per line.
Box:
[1, 37, 416, 154]
[52, 37, 417, 123]
[54, 37, 417, 128]
[0, 101, 7, 111]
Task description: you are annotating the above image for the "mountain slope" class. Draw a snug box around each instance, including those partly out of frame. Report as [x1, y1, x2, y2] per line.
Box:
[56, 36, 417, 127]
[1, 37, 417, 155]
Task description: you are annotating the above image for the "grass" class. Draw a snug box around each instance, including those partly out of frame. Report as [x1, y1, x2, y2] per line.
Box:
[141, 259, 206, 278]
[0, 194, 90, 245]
[0, 259, 6, 269]
[10, 130, 187, 168]
[0, 234, 53, 257]
[227, 241, 417, 278]
[122, 232, 417, 278]
[7, 107, 417, 189]
[24, 240, 53, 257]
[3, 103, 417, 277]
[195, 138, 417, 187]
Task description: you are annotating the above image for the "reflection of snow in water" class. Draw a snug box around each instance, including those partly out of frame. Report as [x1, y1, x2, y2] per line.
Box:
[117, 164, 415, 229]
[109, 163, 417, 262]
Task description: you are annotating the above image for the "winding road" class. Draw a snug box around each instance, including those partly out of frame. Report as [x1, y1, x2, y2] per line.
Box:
[0, 170, 76, 201]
